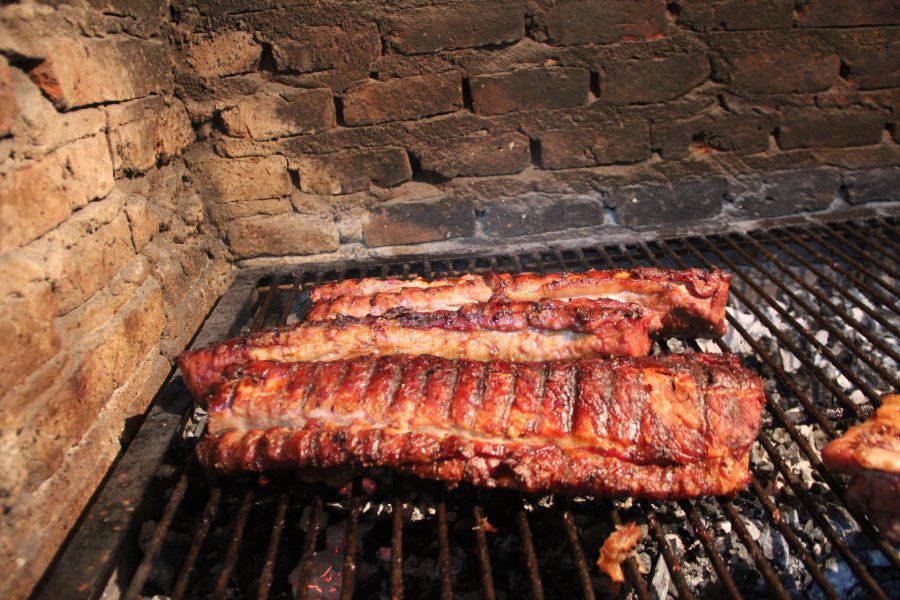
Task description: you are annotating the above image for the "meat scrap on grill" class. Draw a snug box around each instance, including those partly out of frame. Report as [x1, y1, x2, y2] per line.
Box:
[177, 298, 659, 400]
[822, 393, 900, 542]
[195, 353, 765, 499]
[308, 267, 731, 338]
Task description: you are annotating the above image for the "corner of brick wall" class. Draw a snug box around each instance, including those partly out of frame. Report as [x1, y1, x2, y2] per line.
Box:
[0, 4, 233, 598]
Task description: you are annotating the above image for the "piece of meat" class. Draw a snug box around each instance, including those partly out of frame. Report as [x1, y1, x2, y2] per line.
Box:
[821, 394, 900, 542]
[308, 267, 731, 338]
[597, 522, 643, 583]
[177, 298, 658, 401]
[196, 353, 765, 499]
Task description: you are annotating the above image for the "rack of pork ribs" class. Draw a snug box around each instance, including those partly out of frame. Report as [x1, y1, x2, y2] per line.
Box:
[179, 267, 768, 500]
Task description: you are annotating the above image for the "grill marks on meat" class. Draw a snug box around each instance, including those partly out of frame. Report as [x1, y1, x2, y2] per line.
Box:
[308, 267, 731, 338]
[822, 394, 900, 541]
[177, 298, 657, 401]
[198, 353, 765, 499]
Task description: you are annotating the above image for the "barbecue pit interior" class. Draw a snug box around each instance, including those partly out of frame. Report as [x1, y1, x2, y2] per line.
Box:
[1, 1, 899, 598]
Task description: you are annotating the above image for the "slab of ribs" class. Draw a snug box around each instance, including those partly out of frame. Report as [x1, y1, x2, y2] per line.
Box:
[179, 267, 767, 499]
[822, 394, 900, 542]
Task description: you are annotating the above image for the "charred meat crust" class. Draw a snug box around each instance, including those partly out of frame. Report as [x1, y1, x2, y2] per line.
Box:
[177, 298, 658, 401]
[197, 353, 764, 499]
[308, 267, 732, 338]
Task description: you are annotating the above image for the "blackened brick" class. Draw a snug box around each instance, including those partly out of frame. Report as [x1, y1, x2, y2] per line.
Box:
[796, 0, 900, 27]
[677, 0, 794, 31]
[828, 30, 900, 90]
[710, 32, 840, 94]
[609, 178, 725, 226]
[540, 121, 650, 169]
[483, 194, 604, 237]
[343, 73, 463, 126]
[293, 148, 412, 194]
[271, 24, 380, 82]
[600, 53, 709, 104]
[542, 0, 666, 45]
[382, 1, 524, 54]
[654, 113, 772, 159]
[470, 67, 589, 115]
[777, 109, 885, 150]
[418, 132, 530, 178]
[842, 168, 900, 204]
[727, 168, 839, 217]
[364, 192, 475, 246]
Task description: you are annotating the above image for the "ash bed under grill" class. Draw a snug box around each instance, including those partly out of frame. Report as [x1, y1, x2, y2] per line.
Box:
[35, 215, 899, 600]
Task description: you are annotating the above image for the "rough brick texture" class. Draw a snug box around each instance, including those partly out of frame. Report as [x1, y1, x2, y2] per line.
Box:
[220, 87, 335, 139]
[777, 109, 885, 150]
[382, 1, 524, 53]
[538, 0, 666, 45]
[470, 67, 589, 115]
[343, 73, 463, 125]
[599, 52, 710, 104]
[540, 122, 650, 168]
[292, 148, 412, 194]
[418, 132, 530, 178]
[364, 184, 476, 246]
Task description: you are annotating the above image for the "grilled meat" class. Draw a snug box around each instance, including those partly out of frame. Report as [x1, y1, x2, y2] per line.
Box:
[178, 298, 658, 401]
[821, 394, 900, 542]
[597, 523, 643, 583]
[197, 353, 765, 499]
[308, 267, 732, 338]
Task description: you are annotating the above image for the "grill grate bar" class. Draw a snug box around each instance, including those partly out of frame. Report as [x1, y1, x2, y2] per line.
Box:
[657, 240, 900, 572]
[472, 503, 497, 600]
[682, 501, 744, 599]
[516, 505, 545, 600]
[833, 222, 900, 268]
[339, 478, 363, 600]
[646, 510, 693, 600]
[124, 461, 192, 600]
[809, 226, 900, 296]
[390, 483, 404, 599]
[824, 224, 900, 281]
[436, 492, 454, 600]
[720, 500, 791, 599]
[213, 489, 255, 599]
[680, 238, 869, 418]
[295, 495, 324, 600]
[610, 508, 652, 600]
[171, 485, 221, 600]
[736, 232, 900, 363]
[865, 224, 900, 255]
[759, 230, 900, 337]
[783, 229, 900, 314]
[257, 492, 290, 600]
[692, 236, 883, 407]
[720, 234, 899, 388]
[746, 478, 841, 600]
[562, 509, 597, 600]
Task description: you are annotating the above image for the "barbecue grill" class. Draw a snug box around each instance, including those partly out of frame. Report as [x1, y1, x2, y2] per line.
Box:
[35, 214, 899, 600]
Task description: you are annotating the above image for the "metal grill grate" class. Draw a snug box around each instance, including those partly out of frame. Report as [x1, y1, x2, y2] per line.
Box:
[36, 215, 899, 599]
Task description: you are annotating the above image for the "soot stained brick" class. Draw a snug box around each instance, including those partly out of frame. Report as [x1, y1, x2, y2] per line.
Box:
[539, 121, 650, 169]
[727, 168, 840, 217]
[541, 0, 666, 45]
[293, 147, 412, 194]
[777, 109, 885, 150]
[418, 132, 530, 178]
[364, 195, 476, 247]
[342, 72, 463, 126]
[482, 194, 604, 237]
[609, 178, 725, 226]
[469, 67, 589, 115]
[599, 52, 710, 104]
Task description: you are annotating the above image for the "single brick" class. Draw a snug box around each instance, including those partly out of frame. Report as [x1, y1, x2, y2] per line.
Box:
[842, 168, 900, 204]
[293, 147, 412, 194]
[418, 132, 530, 178]
[0, 134, 114, 253]
[609, 177, 725, 226]
[710, 32, 840, 94]
[483, 194, 604, 237]
[600, 52, 709, 104]
[777, 109, 885, 149]
[470, 67, 589, 115]
[364, 194, 475, 247]
[382, 1, 523, 54]
[271, 24, 380, 75]
[28, 38, 171, 110]
[184, 31, 261, 77]
[225, 213, 340, 258]
[728, 168, 840, 217]
[221, 87, 335, 140]
[193, 156, 292, 202]
[343, 73, 463, 126]
[540, 122, 650, 169]
[653, 113, 772, 159]
[676, 0, 793, 31]
[542, 0, 666, 45]
[0, 56, 14, 136]
[828, 30, 900, 90]
[796, 0, 900, 27]
[107, 96, 194, 175]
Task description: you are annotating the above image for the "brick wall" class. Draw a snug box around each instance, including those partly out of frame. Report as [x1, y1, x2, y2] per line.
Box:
[1, 1, 899, 596]
[0, 4, 232, 598]
[174, 0, 900, 263]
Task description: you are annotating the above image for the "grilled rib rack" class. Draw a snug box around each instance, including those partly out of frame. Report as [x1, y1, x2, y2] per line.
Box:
[36, 214, 899, 599]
